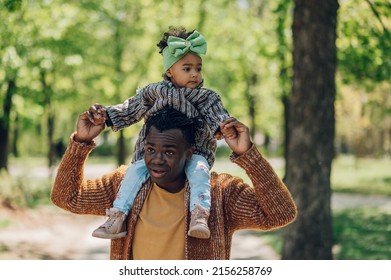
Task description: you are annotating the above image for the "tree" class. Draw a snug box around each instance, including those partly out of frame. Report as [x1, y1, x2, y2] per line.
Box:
[1, 0, 295, 166]
[0, 3, 24, 171]
[282, 0, 339, 259]
[336, 0, 390, 157]
[274, 0, 293, 177]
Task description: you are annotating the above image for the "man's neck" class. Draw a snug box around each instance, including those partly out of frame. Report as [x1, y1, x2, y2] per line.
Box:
[155, 180, 186, 193]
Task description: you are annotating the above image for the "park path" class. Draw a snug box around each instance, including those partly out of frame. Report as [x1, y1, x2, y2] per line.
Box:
[1, 161, 391, 260]
[0, 205, 279, 260]
[1, 192, 390, 260]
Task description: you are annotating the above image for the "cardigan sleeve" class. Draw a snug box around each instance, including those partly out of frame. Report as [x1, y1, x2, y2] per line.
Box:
[222, 145, 297, 231]
[50, 133, 127, 216]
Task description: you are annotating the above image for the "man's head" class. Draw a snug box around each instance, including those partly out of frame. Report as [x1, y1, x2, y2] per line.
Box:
[144, 108, 202, 192]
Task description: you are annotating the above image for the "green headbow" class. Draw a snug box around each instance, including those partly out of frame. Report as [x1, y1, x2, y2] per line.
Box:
[163, 30, 207, 71]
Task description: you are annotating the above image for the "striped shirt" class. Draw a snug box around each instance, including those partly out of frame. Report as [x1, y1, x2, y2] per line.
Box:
[106, 77, 230, 167]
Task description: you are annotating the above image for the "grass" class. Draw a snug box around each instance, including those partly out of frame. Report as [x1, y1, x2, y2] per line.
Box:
[0, 219, 12, 229]
[332, 207, 391, 260]
[331, 155, 391, 196]
[215, 153, 391, 260]
[0, 169, 52, 209]
[0, 244, 8, 253]
[255, 207, 391, 260]
[213, 154, 391, 197]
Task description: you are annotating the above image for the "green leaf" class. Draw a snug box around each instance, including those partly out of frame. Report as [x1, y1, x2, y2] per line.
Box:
[4, 0, 22, 12]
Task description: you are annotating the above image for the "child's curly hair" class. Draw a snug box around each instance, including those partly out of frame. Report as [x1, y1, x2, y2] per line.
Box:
[157, 26, 196, 54]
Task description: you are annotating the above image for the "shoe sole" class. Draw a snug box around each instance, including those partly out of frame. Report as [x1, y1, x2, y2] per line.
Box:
[92, 231, 127, 239]
[188, 228, 210, 239]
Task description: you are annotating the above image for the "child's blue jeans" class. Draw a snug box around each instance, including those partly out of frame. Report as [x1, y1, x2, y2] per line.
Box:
[113, 154, 211, 214]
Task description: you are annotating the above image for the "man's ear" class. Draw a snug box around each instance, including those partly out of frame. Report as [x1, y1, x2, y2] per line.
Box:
[186, 146, 194, 160]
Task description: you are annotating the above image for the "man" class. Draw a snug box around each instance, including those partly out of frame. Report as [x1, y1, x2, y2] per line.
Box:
[51, 108, 297, 260]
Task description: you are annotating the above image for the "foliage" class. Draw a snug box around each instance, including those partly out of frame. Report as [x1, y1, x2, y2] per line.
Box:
[0, 170, 52, 209]
[331, 155, 391, 196]
[257, 207, 391, 260]
[4, 0, 22, 12]
[337, 0, 390, 87]
[1, 0, 390, 168]
[335, 82, 391, 157]
[1, 0, 288, 164]
[334, 0, 391, 158]
[333, 207, 391, 260]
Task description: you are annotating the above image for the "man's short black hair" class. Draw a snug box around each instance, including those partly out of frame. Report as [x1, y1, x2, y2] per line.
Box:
[145, 108, 202, 147]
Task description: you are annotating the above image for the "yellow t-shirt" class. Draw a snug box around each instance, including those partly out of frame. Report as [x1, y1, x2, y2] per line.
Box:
[132, 183, 186, 260]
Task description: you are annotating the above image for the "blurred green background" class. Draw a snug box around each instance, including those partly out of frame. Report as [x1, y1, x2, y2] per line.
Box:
[1, 0, 390, 260]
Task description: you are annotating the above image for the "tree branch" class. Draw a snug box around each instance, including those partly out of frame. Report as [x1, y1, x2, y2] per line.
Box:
[364, 0, 389, 34]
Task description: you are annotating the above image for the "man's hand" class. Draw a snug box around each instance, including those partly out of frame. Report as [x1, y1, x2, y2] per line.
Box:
[220, 117, 252, 156]
[74, 109, 106, 144]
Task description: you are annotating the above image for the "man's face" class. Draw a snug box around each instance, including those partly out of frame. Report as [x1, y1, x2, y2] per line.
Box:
[144, 126, 193, 193]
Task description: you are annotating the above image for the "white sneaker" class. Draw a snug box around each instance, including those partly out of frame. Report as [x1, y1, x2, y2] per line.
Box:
[188, 204, 211, 239]
[92, 208, 127, 239]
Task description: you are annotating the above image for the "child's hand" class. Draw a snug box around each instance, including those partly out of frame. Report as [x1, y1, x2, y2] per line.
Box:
[220, 117, 252, 156]
[87, 103, 107, 125]
[220, 120, 237, 140]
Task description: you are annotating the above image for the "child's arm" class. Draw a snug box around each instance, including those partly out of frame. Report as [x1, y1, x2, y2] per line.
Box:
[197, 89, 230, 140]
[104, 90, 147, 132]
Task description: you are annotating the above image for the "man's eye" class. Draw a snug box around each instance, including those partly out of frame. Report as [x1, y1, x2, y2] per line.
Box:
[146, 148, 154, 153]
[165, 151, 174, 155]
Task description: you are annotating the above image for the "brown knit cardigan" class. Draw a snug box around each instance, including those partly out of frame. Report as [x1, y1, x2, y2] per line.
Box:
[51, 134, 297, 260]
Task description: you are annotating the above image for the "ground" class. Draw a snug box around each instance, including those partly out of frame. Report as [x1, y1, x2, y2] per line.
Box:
[3, 160, 390, 260]
[0, 206, 110, 260]
[0, 205, 279, 260]
[2, 159, 282, 260]
[2, 192, 390, 260]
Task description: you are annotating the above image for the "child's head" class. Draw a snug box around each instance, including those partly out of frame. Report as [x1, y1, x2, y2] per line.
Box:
[157, 26, 207, 89]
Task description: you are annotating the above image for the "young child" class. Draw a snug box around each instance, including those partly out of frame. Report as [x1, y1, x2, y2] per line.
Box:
[89, 26, 231, 240]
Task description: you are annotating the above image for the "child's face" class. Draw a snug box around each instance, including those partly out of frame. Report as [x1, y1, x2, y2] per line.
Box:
[165, 52, 203, 89]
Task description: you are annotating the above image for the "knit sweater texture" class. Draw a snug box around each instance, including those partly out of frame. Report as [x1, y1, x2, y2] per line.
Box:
[105, 78, 229, 167]
[51, 134, 297, 260]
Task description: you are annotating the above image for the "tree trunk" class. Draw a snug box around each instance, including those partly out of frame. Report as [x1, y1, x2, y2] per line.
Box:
[244, 73, 257, 139]
[282, 94, 290, 182]
[48, 108, 55, 168]
[282, 0, 338, 259]
[40, 70, 56, 168]
[0, 79, 16, 171]
[275, 0, 292, 181]
[113, 17, 128, 166]
[11, 113, 19, 157]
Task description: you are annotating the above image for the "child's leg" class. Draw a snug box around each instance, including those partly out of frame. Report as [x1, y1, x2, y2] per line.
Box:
[185, 155, 211, 212]
[185, 154, 211, 239]
[113, 159, 149, 215]
[92, 159, 149, 239]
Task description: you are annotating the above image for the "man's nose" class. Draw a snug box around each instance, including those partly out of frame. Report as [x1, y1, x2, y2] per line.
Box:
[151, 152, 165, 162]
